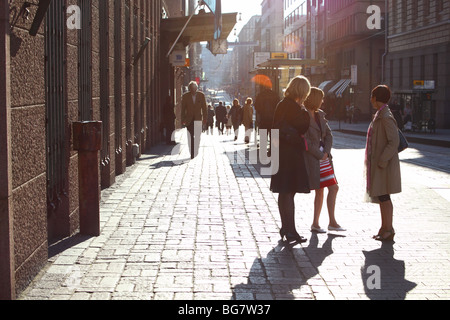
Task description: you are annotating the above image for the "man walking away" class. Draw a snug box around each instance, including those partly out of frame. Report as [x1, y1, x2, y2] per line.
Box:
[181, 81, 208, 159]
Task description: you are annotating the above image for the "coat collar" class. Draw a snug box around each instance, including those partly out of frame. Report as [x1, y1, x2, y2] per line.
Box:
[373, 105, 391, 122]
[308, 109, 326, 131]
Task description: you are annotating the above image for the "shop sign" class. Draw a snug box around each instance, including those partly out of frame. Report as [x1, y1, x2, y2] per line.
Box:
[413, 80, 435, 90]
[271, 52, 288, 60]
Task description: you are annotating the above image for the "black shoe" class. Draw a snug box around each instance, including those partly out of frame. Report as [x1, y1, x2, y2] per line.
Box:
[280, 228, 287, 241]
[285, 232, 307, 244]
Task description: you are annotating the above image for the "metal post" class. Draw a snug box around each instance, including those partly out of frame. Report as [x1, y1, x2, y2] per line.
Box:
[73, 121, 102, 236]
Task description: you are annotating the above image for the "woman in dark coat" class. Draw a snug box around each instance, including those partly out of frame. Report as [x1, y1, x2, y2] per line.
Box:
[270, 76, 311, 244]
[230, 99, 243, 141]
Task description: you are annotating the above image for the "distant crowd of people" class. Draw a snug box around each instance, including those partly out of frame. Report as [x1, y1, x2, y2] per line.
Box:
[205, 99, 255, 143]
[162, 77, 402, 245]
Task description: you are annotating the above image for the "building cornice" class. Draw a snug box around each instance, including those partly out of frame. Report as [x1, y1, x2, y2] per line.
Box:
[388, 20, 450, 39]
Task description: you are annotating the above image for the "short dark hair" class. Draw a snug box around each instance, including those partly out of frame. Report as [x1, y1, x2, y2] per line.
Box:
[371, 85, 391, 104]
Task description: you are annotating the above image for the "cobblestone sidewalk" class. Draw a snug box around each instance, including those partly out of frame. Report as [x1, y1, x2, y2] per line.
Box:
[20, 129, 450, 300]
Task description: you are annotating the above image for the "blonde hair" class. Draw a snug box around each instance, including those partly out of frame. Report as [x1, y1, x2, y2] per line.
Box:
[284, 75, 311, 103]
[304, 87, 324, 111]
[246, 97, 253, 104]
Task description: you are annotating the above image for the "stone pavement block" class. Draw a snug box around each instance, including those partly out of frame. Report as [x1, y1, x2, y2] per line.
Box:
[70, 292, 91, 300]
[90, 292, 112, 300]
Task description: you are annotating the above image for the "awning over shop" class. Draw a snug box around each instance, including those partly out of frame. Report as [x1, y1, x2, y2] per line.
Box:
[161, 12, 237, 45]
[318, 80, 333, 90]
[327, 79, 346, 97]
[335, 79, 352, 98]
[257, 58, 327, 68]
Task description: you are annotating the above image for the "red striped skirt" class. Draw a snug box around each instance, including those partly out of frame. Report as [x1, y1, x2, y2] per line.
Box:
[320, 158, 337, 188]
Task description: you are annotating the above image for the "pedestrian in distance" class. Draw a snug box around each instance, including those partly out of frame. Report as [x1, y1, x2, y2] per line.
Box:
[226, 105, 232, 135]
[304, 87, 345, 234]
[255, 78, 280, 156]
[270, 75, 311, 244]
[365, 85, 401, 242]
[391, 100, 404, 132]
[242, 98, 254, 144]
[181, 81, 208, 159]
[230, 99, 243, 141]
[206, 105, 215, 135]
[215, 102, 227, 135]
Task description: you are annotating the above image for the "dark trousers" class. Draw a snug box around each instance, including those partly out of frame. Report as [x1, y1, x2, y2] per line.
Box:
[217, 121, 225, 134]
[186, 121, 201, 159]
[233, 124, 240, 140]
[259, 127, 272, 156]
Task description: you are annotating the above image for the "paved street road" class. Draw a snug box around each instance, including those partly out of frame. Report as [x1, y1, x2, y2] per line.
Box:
[20, 128, 450, 300]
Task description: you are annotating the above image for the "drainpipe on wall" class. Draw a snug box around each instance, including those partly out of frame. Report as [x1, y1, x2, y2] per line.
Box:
[381, 0, 388, 83]
[0, 0, 15, 300]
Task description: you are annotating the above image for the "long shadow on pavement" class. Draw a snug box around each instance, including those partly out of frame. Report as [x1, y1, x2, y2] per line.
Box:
[361, 242, 417, 300]
[232, 233, 344, 300]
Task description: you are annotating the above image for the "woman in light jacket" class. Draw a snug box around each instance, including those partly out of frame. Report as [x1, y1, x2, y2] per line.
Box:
[365, 85, 401, 242]
[304, 88, 345, 234]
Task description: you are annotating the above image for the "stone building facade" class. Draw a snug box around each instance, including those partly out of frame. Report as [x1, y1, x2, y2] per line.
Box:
[0, 0, 166, 299]
[385, 0, 450, 128]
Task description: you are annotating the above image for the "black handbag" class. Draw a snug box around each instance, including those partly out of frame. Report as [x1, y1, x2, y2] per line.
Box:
[277, 106, 309, 150]
[279, 121, 308, 151]
[398, 129, 408, 153]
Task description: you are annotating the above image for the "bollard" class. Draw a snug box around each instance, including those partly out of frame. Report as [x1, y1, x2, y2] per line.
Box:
[73, 121, 102, 236]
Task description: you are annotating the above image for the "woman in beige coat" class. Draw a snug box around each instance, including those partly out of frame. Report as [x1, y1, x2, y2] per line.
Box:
[304, 88, 344, 233]
[365, 85, 401, 241]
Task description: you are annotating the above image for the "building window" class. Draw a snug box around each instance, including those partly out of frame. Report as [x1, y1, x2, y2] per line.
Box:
[401, 0, 407, 32]
[409, 57, 414, 87]
[420, 55, 425, 80]
[424, 0, 430, 16]
[79, 0, 92, 121]
[99, 0, 110, 170]
[391, 0, 397, 32]
[433, 53, 438, 86]
[45, 0, 66, 212]
[399, 58, 403, 88]
[436, 0, 444, 21]
[114, 0, 123, 159]
[412, 0, 418, 27]
[390, 59, 394, 87]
